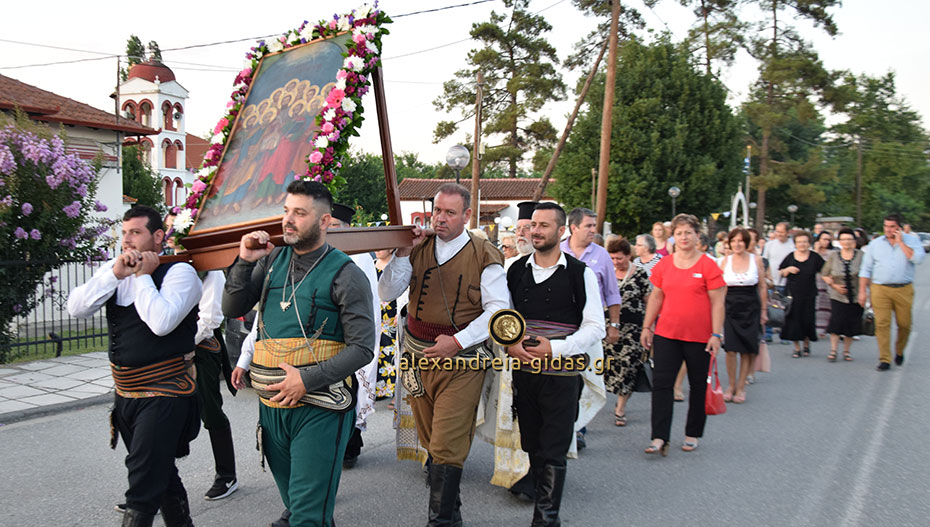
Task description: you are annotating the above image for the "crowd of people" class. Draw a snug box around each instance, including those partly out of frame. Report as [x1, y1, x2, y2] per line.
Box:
[66, 185, 925, 527]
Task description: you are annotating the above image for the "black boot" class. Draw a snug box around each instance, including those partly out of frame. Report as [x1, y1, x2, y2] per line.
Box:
[427, 463, 464, 527]
[270, 508, 290, 527]
[531, 463, 566, 527]
[509, 472, 535, 501]
[343, 427, 363, 468]
[160, 490, 194, 527]
[121, 508, 154, 527]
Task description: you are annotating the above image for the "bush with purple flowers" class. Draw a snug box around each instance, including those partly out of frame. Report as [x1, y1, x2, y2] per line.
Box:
[0, 118, 115, 360]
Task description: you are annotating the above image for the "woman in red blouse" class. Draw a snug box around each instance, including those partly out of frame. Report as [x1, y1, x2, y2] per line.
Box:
[640, 214, 726, 455]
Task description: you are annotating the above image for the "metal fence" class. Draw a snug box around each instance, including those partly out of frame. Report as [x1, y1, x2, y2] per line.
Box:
[2, 253, 114, 363]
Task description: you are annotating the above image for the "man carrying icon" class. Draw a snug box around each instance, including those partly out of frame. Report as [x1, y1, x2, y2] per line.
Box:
[378, 182, 508, 526]
[68, 205, 203, 527]
[223, 180, 374, 527]
[505, 202, 605, 526]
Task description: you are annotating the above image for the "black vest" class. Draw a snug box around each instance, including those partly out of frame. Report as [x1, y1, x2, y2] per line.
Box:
[106, 262, 199, 367]
[507, 254, 587, 325]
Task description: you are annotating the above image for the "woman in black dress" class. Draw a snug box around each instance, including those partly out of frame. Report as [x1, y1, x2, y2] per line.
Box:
[820, 228, 864, 361]
[779, 231, 825, 358]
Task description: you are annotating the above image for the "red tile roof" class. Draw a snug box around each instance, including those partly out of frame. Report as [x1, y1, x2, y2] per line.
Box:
[398, 178, 554, 201]
[185, 133, 211, 170]
[0, 74, 156, 136]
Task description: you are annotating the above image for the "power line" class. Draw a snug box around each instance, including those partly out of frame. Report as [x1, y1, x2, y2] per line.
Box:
[394, 0, 496, 18]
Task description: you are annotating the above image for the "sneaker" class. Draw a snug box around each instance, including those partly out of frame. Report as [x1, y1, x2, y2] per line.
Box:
[204, 477, 238, 500]
[575, 431, 586, 450]
[746, 375, 755, 384]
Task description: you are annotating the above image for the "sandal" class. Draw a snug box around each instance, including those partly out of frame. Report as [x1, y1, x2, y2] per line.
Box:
[682, 439, 699, 452]
[844, 352, 853, 361]
[614, 413, 627, 427]
[803, 347, 811, 356]
[733, 392, 746, 404]
[723, 389, 734, 403]
[644, 440, 669, 456]
[674, 392, 685, 402]
[827, 350, 838, 362]
[792, 349, 802, 358]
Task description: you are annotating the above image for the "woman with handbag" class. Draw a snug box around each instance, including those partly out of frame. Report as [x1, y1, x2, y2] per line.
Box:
[603, 237, 652, 427]
[779, 231, 826, 358]
[719, 228, 767, 404]
[640, 214, 726, 455]
[820, 228, 864, 361]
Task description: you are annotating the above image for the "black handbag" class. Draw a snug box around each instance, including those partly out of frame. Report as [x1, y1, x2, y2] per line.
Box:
[766, 289, 793, 328]
[861, 306, 876, 336]
[633, 353, 653, 393]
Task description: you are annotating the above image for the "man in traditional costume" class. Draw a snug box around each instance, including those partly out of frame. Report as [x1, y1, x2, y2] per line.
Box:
[504, 201, 537, 271]
[328, 203, 381, 468]
[224, 180, 374, 527]
[506, 203, 605, 526]
[379, 183, 509, 526]
[68, 205, 203, 527]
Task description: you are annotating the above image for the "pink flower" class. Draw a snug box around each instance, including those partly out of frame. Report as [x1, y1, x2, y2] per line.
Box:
[321, 122, 335, 134]
[191, 180, 207, 193]
[336, 70, 348, 81]
[325, 89, 345, 108]
[213, 117, 229, 135]
[329, 19, 337, 30]
[309, 151, 323, 164]
[353, 33, 366, 45]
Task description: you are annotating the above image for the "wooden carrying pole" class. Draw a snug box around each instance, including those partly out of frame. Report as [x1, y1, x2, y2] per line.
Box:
[595, 0, 620, 234]
[470, 71, 484, 229]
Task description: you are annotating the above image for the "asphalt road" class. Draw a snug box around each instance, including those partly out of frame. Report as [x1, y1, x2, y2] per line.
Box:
[3, 265, 930, 527]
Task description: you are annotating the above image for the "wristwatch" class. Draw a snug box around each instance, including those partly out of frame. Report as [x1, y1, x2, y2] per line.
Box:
[608, 322, 621, 329]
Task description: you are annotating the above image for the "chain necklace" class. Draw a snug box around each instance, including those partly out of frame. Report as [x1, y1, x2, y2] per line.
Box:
[280, 245, 330, 312]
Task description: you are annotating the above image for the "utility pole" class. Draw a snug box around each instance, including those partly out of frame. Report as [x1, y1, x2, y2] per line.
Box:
[533, 38, 610, 202]
[470, 71, 483, 229]
[595, 0, 620, 234]
[856, 139, 863, 225]
[591, 168, 596, 209]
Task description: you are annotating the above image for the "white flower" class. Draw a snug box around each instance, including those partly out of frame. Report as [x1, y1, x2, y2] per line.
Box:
[343, 56, 364, 72]
[355, 4, 373, 17]
[366, 39, 379, 54]
[173, 209, 194, 233]
[342, 97, 357, 113]
[357, 24, 376, 36]
[211, 133, 224, 144]
[337, 16, 351, 32]
[267, 39, 284, 53]
[323, 108, 336, 121]
[299, 26, 314, 41]
[315, 136, 329, 149]
[243, 59, 254, 69]
[335, 78, 346, 91]
[196, 167, 213, 180]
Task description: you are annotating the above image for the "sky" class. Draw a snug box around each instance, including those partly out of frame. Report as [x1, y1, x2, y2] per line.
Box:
[2, 0, 927, 168]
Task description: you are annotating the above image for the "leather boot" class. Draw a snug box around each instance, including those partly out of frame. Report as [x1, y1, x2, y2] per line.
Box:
[426, 463, 464, 527]
[121, 508, 154, 527]
[160, 490, 194, 527]
[209, 423, 237, 480]
[531, 463, 566, 527]
[269, 508, 290, 527]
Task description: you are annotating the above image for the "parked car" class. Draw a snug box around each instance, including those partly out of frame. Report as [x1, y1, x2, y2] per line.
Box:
[918, 232, 930, 254]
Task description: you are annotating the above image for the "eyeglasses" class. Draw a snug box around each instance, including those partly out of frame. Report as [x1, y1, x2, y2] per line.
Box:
[501, 244, 514, 250]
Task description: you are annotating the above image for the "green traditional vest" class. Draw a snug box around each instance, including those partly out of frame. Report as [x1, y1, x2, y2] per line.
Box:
[261, 246, 351, 344]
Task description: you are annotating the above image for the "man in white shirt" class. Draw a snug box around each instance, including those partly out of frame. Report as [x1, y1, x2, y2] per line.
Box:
[762, 222, 794, 342]
[68, 205, 202, 527]
[505, 203, 605, 526]
[379, 183, 509, 527]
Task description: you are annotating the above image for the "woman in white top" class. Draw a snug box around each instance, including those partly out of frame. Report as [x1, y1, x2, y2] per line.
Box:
[719, 228, 768, 404]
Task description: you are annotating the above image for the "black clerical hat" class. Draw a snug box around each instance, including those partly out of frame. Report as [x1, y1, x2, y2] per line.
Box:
[332, 203, 355, 225]
[517, 201, 537, 221]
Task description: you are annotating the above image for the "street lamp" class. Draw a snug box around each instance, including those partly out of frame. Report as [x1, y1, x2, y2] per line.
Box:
[501, 216, 513, 229]
[445, 145, 470, 184]
[787, 204, 798, 227]
[668, 186, 681, 217]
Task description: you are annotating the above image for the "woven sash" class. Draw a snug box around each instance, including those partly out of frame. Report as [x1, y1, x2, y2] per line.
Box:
[519, 319, 587, 376]
[250, 338, 354, 410]
[111, 353, 196, 398]
[399, 328, 493, 397]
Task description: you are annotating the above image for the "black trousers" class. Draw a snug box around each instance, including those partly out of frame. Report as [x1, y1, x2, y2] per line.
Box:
[651, 335, 710, 442]
[115, 394, 201, 515]
[194, 341, 230, 431]
[513, 370, 582, 465]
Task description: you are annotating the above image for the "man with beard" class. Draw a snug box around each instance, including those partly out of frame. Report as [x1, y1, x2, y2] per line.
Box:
[506, 202, 605, 526]
[224, 180, 374, 527]
[379, 183, 508, 526]
[68, 205, 202, 527]
[505, 201, 536, 271]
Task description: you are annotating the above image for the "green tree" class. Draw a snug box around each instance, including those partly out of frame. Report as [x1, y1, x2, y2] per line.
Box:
[122, 145, 166, 214]
[741, 0, 843, 227]
[824, 73, 930, 229]
[679, 0, 746, 75]
[564, 0, 647, 71]
[332, 151, 389, 225]
[120, 35, 146, 81]
[552, 37, 742, 236]
[147, 41, 162, 61]
[433, 0, 566, 178]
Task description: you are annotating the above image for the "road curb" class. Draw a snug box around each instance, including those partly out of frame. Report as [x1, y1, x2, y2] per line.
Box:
[0, 392, 113, 426]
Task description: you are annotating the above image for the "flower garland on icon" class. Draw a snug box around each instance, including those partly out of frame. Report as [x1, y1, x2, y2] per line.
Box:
[168, 3, 390, 244]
